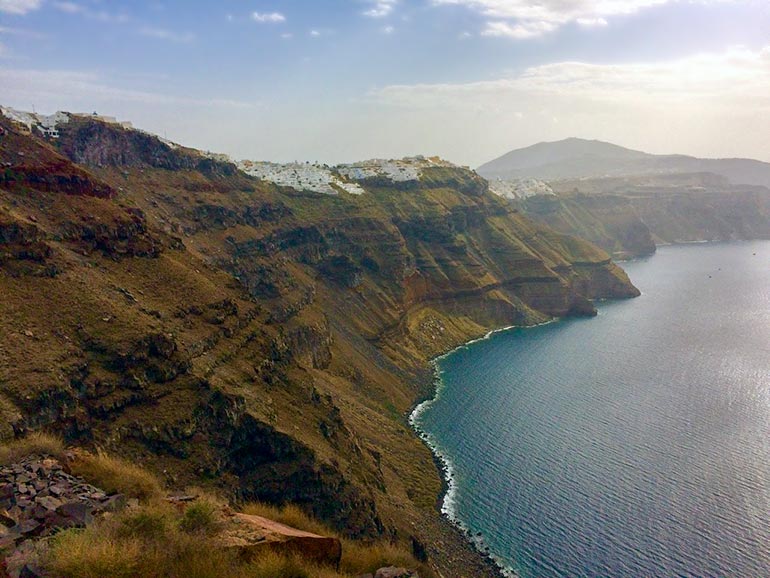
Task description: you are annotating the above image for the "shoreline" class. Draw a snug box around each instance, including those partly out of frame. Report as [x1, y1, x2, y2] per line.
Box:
[408, 319, 558, 578]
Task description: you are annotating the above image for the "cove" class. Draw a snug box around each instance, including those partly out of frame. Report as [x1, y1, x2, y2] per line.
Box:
[412, 241, 770, 577]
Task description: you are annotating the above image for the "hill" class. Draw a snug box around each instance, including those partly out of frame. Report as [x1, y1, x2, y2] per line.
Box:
[480, 140, 770, 258]
[478, 138, 770, 188]
[0, 110, 639, 576]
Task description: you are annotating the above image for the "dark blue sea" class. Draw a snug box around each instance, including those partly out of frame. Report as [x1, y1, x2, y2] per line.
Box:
[412, 241, 770, 577]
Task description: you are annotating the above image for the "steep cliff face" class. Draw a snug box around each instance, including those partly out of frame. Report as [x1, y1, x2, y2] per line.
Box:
[517, 194, 657, 259]
[515, 174, 770, 258]
[0, 115, 639, 576]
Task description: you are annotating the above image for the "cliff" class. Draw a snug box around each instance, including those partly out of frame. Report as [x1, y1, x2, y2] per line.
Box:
[515, 173, 770, 258]
[0, 113, 639, 576]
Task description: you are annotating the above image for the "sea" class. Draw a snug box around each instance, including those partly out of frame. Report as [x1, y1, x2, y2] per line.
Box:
[411, 241, 770, 577]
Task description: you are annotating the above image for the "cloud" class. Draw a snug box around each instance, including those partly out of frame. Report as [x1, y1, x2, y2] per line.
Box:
[0, 67, 260, 110]
[0, 25, 46, 38]
[482, 20, 557, 39]
[366, 45, 770, 164]
[374, 46, 770, 106]
[382, 25, 395, 34]
[251, 11, 286, 23]
[53, 1, 129, 22]
[0, 0, 41, 15]
[139, 27, 195, 43]
[363, 0, 398, 18]
[431, 0, 714, 38]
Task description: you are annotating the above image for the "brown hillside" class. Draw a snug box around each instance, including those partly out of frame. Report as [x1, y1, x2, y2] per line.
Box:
[0, 115, 638, 576]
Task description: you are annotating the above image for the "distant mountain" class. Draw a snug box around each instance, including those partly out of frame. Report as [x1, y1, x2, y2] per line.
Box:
[478, 138, 770, 188]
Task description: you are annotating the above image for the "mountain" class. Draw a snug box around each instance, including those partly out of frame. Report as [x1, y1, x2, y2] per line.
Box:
[0, 110, 639, 576]
[478, 138, 770, 188]
[479, 140, 770, 258]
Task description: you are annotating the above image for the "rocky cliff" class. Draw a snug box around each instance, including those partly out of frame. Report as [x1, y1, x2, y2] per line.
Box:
[515, 173, 770, 258]
[0, 113, 639, 576]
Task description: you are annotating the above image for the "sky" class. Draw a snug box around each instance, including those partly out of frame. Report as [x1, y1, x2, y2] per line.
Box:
[1, 0, 769, 166]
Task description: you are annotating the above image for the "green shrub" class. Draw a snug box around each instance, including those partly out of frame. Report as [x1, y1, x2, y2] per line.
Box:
[179, 501, 220, 536]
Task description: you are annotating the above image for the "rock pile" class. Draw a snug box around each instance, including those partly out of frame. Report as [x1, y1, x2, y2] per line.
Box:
[0, 454, 124, 550]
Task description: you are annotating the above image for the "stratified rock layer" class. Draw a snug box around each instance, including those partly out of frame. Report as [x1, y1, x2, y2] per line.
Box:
[0, 112, 640, 577]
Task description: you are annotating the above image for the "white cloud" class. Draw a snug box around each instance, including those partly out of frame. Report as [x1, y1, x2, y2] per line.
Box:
[382, 25, 395, 34]
[53, 1, 129, 22]
[432, 0, 718, 38]
[310, 29, 321, 37]
[0, 67, 260, 109]
[482, 20, 557, 39]
[374, 46, 770, 106]
[363, 0, 398, 18]
[0, 0, 41, 15]
[0, 25, 46, 38]
[367, 45, 770, 164]
[139, 27, 194, 43]
[251, 11, 286, 23]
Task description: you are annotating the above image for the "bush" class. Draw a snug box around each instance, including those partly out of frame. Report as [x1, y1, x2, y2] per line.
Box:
[116, 509, 172, 541]
[179, 500, 220, 536]
[68, 450, 163, 502]
[48, 529, 142, 578]
[341, 540, 423, 575]
[0, 432, 65, 465]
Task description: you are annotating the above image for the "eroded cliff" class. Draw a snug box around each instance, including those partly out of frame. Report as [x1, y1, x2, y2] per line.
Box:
[0, 113, 638, 576]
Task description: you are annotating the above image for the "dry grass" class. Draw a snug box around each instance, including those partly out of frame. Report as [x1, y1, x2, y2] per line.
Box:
[49, 531, 144, 578]
[179, 499, 221, 536]
[0, 432, 65, 466]
[241, 502, 332, 537]
[44, 498, 432, 578]
[68, 450, 164, 502]
[245, 551, 342, 578]
[340, 540, 424, 576]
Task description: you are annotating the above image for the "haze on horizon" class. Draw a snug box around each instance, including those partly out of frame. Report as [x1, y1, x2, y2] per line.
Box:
[1, 0, 769, 167]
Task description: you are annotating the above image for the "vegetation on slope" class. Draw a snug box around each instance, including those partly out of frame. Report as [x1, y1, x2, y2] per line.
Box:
[0, 113, 639, 576]
[0, 435, 429, 578]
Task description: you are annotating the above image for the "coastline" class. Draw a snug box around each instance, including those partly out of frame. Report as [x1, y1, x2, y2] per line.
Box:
[408, 320, 558, 578]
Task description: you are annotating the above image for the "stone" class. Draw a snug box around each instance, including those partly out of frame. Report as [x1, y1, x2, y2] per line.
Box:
[374, 568, 419, 578]
[35, 497, 60, 513]
[16, 520, 40, 537]
[0, 512, 15, 528]
[47, 486, 63, 497]
[218, 513, 342, 569]
[99, 494, 127, 513]
[0, 486, 13, 502]
[55, 502, 92, 527]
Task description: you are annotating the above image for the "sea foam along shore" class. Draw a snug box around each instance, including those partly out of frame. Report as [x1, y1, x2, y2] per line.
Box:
[408, 320, 556, 578]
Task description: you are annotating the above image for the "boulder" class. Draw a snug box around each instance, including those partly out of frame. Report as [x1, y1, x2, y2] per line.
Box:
[218, 512, 342, 568]
[375, 567, 420, 578]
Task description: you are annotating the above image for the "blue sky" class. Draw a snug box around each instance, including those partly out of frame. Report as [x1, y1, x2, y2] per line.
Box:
[1, 0, 769, 165]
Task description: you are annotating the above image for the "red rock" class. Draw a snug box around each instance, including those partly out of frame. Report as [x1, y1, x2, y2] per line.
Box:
[218, 512, 342, 568]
